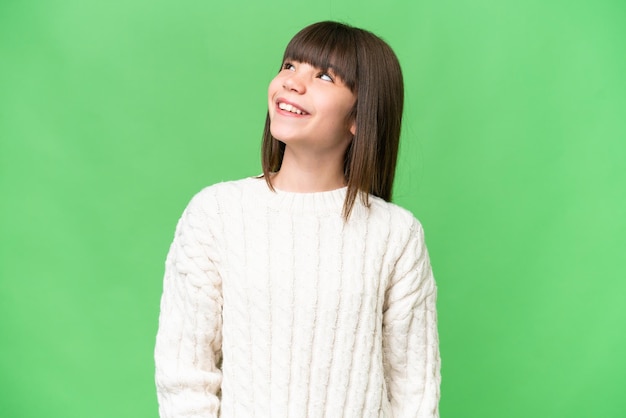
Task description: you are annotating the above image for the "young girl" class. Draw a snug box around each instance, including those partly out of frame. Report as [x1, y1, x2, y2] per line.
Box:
[155, 21, 440, 418]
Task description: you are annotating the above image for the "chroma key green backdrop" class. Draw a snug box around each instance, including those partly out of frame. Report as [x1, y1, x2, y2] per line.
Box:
[1, 0, 625, 417]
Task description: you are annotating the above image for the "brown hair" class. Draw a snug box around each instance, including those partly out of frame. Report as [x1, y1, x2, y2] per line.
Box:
[262, 21, 404, 219]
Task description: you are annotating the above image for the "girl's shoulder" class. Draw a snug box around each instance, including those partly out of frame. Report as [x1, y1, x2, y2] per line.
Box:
[195, 175, 260, 195]
[357, 195, 429, 252]
[367, 194, 423, 230]
[192, 176, 262, 202]
[183, 176, 263, 218]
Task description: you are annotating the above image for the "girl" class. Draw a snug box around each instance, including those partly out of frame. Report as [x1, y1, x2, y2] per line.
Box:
[155, 21, 440, 418]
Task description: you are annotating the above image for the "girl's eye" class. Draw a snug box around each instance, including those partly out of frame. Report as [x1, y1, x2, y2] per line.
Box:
[319, 72, 334, 82]
[282, 62, 295, 71]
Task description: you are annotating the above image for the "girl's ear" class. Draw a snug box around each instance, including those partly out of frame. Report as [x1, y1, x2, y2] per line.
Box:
[349, 121, 356, 136]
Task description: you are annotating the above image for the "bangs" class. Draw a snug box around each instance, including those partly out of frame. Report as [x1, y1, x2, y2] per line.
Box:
[282, 22, 358, 91]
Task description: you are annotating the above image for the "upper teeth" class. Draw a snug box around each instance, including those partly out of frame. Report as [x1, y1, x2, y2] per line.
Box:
[279, 102, 305, 114]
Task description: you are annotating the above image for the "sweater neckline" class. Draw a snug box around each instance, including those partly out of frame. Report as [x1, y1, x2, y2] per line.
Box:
[246, 177, 349, 216]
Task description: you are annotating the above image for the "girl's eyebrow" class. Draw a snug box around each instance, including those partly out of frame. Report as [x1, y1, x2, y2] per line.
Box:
[283, 58, 337, 71]
[317, 64, 340, 78]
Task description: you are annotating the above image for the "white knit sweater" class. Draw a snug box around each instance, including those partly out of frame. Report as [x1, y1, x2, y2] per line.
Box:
[155, 177, 440, 418]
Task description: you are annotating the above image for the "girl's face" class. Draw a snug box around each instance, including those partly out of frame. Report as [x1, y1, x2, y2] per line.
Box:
[268, 60, 356, 156]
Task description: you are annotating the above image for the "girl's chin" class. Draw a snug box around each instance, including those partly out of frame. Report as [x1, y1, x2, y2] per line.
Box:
[269, 128, 305, 144]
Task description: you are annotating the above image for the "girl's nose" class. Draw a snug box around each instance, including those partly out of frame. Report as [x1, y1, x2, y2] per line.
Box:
[283, 73, 306, 94]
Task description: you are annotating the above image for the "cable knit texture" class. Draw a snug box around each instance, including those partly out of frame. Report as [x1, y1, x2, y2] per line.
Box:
[155, 177, 440, 418]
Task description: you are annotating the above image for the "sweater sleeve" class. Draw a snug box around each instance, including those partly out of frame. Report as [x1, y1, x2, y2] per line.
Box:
[382, 219, 440, 418]
[154, 192, 223, 418]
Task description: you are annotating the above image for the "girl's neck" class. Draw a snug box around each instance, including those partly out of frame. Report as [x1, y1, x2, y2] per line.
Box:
[271, 147, 347, 193]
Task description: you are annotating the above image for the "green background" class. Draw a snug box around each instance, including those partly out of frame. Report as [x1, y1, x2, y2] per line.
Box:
[1, 0, 624, 417]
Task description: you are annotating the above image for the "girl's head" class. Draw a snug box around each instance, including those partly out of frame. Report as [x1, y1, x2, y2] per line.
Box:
[262, 21, 404, 218]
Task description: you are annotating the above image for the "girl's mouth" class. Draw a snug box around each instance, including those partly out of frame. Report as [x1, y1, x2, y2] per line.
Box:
[277, 100, 309, 115]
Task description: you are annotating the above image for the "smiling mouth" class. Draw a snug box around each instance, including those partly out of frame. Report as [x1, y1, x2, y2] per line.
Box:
[278, 102, 308, 115]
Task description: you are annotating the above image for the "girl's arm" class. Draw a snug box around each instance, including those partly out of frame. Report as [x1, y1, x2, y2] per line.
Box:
[154, 192, 223, 418]
[383, 219, 441, 418]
